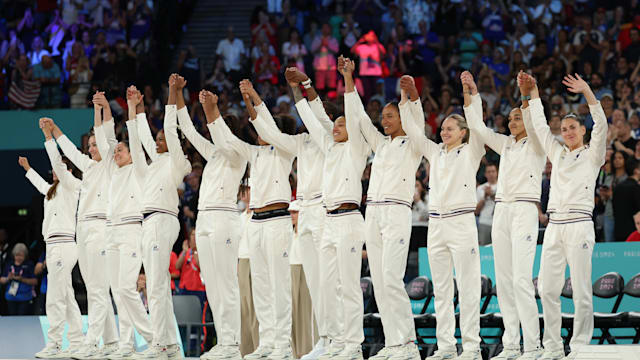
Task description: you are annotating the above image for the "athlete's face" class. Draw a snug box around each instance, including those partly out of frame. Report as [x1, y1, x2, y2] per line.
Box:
[114, 142, 132, 167]
[88, 135, 102, 161]
[508, 108, 526, 139]
[441, 117, 466, 147]
[332, 116, 348, 142]
[156, 130, 168, 153]
[561, 117, 586, 150]
[381, 104, 402, 137]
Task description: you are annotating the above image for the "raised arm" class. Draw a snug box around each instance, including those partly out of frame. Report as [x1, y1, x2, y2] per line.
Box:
[49, 119, 93, 172]
[341, 57, 385, 151]
[177, 102, 216, 160]
[519, 71, 563, 160]
[41, 119, 80, 190]
[19, 156, 51, 195]
[168, 76, 192, 183]
[338, 60, 370, 156]
[241, 79, 298, 155]
[93, 92, 117, 160]
[460, 71, 508, 154]
[286, 67, 334, 133]
[561, 74, 608, 166]
[200, 90, 251, 162]
[399, 101, 439, 159]
[125, 87, 148, 179]
[135, 82, 160, 161]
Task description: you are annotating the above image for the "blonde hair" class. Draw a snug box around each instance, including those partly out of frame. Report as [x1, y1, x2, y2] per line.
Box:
[445, 114, 469, 143]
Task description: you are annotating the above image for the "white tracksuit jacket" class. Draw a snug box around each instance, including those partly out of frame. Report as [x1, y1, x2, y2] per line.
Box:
[25, 140, 83, 348]
[345, 90, 423, 347]
[401, 96, 485, 353]
[466, 93, 546, 352]
[529, 97, 607, 354]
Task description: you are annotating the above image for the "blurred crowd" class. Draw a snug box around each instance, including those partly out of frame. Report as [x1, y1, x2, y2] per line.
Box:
[3, 0, 640, 316]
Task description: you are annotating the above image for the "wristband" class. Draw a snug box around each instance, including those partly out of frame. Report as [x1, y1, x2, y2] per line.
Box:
[301, 79, 312, 89]
[521, 95, 531, 101]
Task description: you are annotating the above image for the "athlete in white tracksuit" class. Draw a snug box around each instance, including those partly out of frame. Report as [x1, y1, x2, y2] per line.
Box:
[99, 114, 154, 358]
[125, 81, 191, 359]
[204, 85, 295, 360]
[294, 64, 370, 360]
[21, 124, 83, 359]
[345, 68, 422, 360]
[249, 69, 339, 357]
[400, 77, 484, 360]
[461, 71, 545, 360]
[51, 98, 120, 359]
[522, 73, 606, 360]
[178, 91, 248, 360]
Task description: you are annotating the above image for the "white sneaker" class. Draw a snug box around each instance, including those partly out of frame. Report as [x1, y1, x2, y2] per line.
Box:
[456, 350, 481, 360]
[426, 349, 457, 360]
[166, 344, 184, 359]
[132, 345, 168, 359]
[72, 343, 103, 359]
[102, 343, 121, 357]
[269, 346, 293, 360]
[318, 342, 345, 360]
[35, 344, 67, 359]
[517, 348, 544, 359]
[302, 339, 329, 360]
[244, 345, 274, 360]
[202, 345, 242, 360]
[492, 348, 521, 359]
[538, 351, 564, 360]
[369, 347, 394, 360]
[108, 347, 137, 359]
[386, 343, 421, 360]
[562, 352, 577, 360]
[333, 344, 363, 360]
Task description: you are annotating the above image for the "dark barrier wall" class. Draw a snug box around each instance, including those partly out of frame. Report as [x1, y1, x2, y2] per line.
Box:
[1, 109, 92, 206]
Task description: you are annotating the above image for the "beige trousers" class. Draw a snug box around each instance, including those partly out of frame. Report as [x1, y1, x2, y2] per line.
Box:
[239, 259, 259, 356]
[291, 264, 318, 359]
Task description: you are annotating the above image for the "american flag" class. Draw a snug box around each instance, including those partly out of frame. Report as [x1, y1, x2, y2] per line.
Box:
[8, 79, 41, 109]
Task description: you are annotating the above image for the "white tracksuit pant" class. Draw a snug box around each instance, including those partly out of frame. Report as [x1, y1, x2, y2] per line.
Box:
[107, 223, 153, 349]
[491, 202, 541, 351]
[248, 215, 293, 348]
[77, 220, 119, 346]
[538, 220, 594, 353]
[428, 212, 481, 353]
[365, 204, 415, 347]
[141, 213, 180, 347]
[45, 242, 84, 347]
[298, 203, 328, 339]
[322, 211, 365, 345]
[196, 210, 242, 345]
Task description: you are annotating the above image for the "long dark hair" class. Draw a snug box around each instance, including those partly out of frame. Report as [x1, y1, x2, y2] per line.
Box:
[46, 157, 74, 200]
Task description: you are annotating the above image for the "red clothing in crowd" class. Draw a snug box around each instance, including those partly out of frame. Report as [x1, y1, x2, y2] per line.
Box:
[254, 55, 281, 84]
[179, 249, 205, 291]
[626, 231, 640, 242]
[169, 251, 179, 291]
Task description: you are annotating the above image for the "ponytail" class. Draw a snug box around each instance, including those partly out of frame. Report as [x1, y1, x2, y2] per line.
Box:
[46, 180, 60, 200]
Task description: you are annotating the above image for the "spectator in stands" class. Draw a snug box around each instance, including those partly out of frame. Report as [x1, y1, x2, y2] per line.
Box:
[137, 271, 148, 311]
[476, 163, 498, 246]
[311, 23, 339, 96]
[602, 151, 630, 242]
[0, 243, 37, 315]
[282, 29, 307, 73]
[33, 52, 61, 108]
[176, 229, 206, 307]
[352, 31, 385, 102]
[613, 161, 640, 242]
[251, 7, 276, 47]
[412, 180, 428, 225]
[28, 36, 47, 66]
[573, 15, 605, 72]
[626, 212, 640, 242]
[624, 28, 640, 65]
[216, 26, 246, 84]
[69, 56, 92, 108]
[613, 119, 638, 157]
[254, 42, 281, 85]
